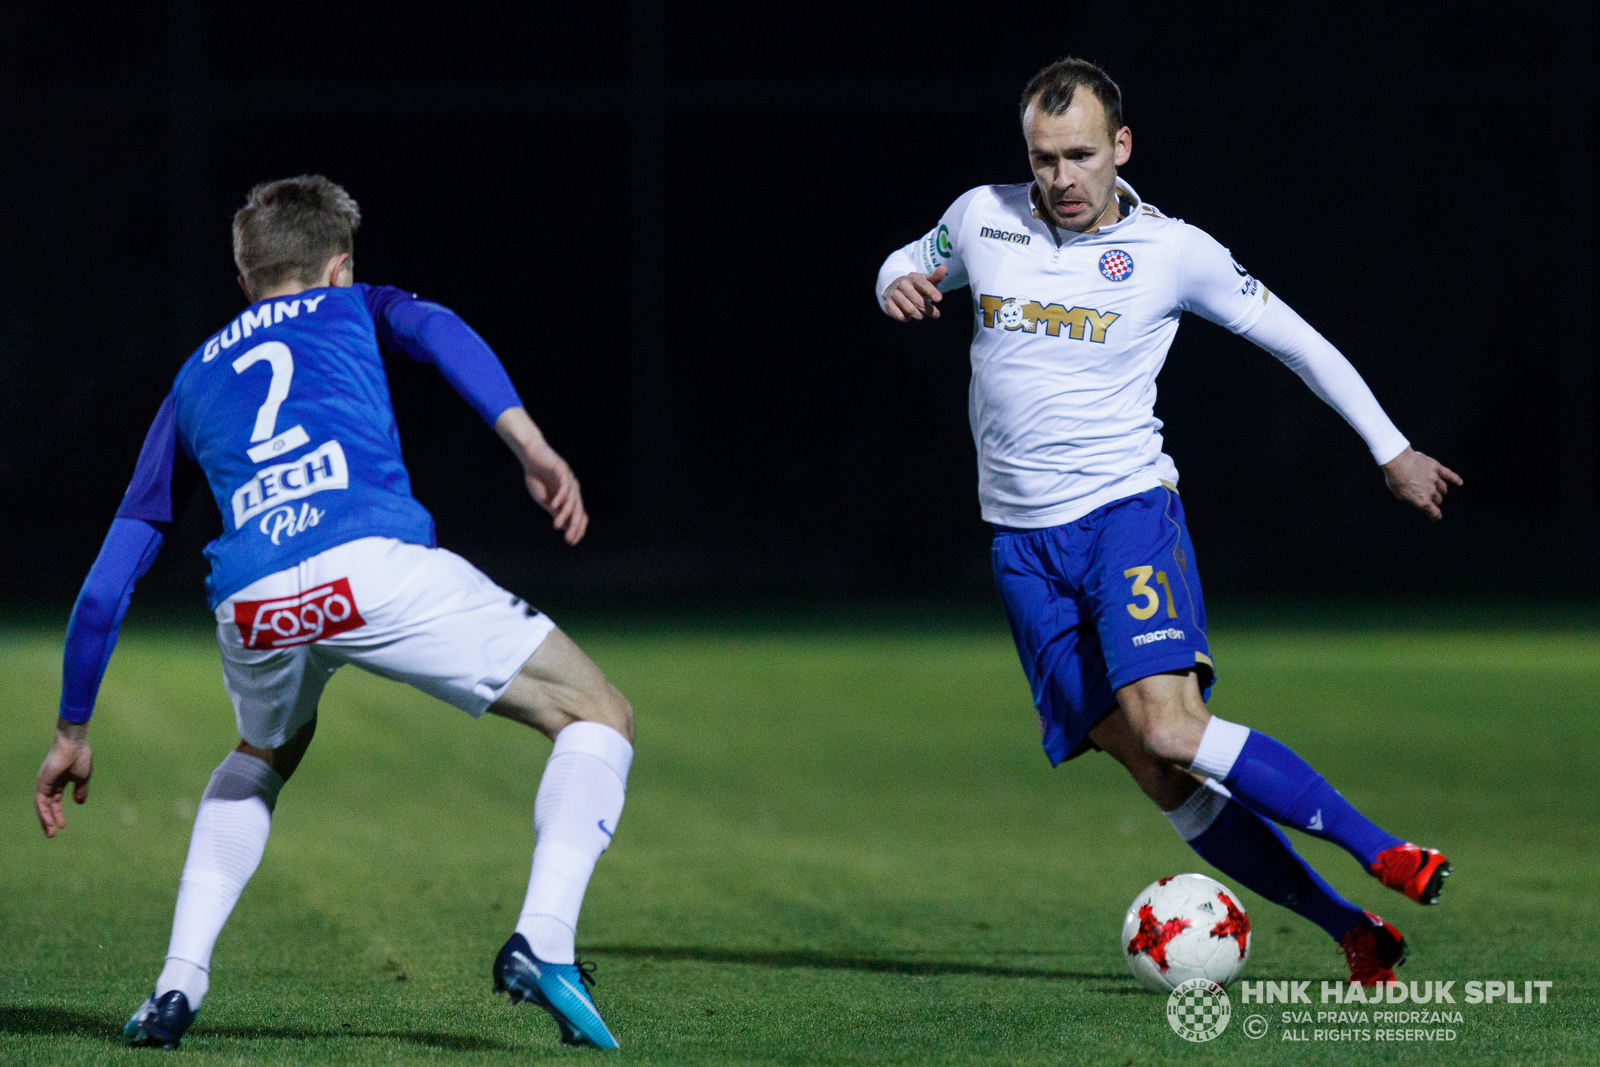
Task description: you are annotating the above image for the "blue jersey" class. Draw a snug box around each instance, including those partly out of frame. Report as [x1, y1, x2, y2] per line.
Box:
[114, 283, 522, 608]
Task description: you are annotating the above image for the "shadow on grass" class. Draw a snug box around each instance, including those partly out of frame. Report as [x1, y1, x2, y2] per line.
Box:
[0, 1007, 511, 1051]
[586, 945, 1125, 982]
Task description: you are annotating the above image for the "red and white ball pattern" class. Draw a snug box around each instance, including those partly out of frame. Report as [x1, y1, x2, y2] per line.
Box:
[1123, 873, 1251, 992]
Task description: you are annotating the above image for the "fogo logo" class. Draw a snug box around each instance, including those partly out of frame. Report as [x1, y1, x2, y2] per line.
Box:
[233, 578, 366, 649]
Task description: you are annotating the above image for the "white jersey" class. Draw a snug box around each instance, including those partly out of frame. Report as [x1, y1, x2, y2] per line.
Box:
[877, 179, 1408, 528]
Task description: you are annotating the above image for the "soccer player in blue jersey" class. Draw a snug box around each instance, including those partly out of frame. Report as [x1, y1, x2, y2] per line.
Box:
[35, 176, 630, 1049]
[877, 59, 1462, 985]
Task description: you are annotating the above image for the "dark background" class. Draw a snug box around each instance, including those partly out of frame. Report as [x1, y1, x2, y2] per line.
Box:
[1, 1, 1594, 616]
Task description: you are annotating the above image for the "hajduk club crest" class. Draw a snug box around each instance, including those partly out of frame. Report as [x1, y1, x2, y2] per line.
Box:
[1099, 249, 1134, 282]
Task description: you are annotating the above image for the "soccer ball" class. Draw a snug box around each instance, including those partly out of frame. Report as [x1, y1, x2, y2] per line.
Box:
[1122, 873, 1251, 992]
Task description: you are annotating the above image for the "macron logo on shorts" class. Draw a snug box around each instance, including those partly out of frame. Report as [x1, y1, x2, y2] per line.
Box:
[1132, 627, 1185, 647]
[234, 577, 366, 649]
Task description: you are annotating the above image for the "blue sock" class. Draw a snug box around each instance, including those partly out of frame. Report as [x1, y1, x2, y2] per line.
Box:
[1175, 786, 1369, 942]
[1198, 725, 1403, 868]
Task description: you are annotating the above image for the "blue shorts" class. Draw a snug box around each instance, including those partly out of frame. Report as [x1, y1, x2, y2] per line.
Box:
[992, 486, 1214, 766]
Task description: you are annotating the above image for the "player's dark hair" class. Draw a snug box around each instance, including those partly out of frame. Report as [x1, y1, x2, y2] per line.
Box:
[1020, 57, 1123, 139]
[232, 175, 361, 300]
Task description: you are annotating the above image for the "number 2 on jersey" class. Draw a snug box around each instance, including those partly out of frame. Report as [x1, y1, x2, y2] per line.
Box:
[1124, 565, 1178, 621]
[233, 341, 309, 463]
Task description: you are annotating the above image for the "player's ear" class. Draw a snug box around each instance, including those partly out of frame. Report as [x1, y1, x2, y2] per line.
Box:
[1114, 126, 1132, 168]
[325, 253, 353, 288]
[237, 275, 254, 301]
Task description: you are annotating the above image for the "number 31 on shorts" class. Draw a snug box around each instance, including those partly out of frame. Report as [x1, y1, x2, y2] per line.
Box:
[1124, 565, 1178, 621]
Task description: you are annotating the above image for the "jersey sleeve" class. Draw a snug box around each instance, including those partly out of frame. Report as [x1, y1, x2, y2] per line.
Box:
[1176, 224, 1406, 464]
[1241, 295, 1409, 464]
[1173, 223, 1271, 334]
[875, 187, 981, 309]
[361, 284, 523, 425]
[115, 392, 202, 525]
[59, 518, 165, 722]
[63, 391, 197, 723]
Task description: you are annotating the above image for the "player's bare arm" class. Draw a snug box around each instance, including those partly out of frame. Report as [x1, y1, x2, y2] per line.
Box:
[35, 717, 91, 838]
[495, 407, 588, 544]
[1383, 446, 1463, 520]
[881, 264, 947, 321]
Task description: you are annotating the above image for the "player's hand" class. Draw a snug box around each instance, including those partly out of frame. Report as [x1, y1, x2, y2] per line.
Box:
[523, 446, 589, 545]
[36, 719, 92, 838]
[1382, 447, 1462, 521]
[882, 265, 948, 321]
[495, 406, 589, 545]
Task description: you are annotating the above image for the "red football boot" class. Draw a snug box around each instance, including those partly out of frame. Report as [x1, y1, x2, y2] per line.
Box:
[1341, 912, 1408, 987]
[1370, 843, 1452, 905]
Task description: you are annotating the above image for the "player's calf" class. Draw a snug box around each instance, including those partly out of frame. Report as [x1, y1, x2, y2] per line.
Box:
[1188, 715, 1408, 868]
[1164, 777, 1373, 945]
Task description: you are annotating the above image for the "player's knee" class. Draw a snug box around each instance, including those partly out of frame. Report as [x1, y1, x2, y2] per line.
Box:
[1132, 708, 1204, 766]
[578, 683, 634, 744]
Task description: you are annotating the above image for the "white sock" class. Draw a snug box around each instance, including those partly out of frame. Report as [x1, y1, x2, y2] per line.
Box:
[155, 751, 283, 1010]
[1162, 777, 1234, 841]
[1189, 716, 1250, 781]
[515, 722, 632, 964]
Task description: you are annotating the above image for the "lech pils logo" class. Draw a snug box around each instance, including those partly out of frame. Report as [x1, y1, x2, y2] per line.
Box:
[936, 224, 953, 259]
[1166, 978, 1231, 1042]
[1099, 249, 1134, 282]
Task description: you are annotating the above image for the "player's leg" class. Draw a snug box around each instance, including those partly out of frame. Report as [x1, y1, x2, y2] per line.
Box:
[489, 627, 634, 962]
[1117, 670, 1447, 903]
[150, 720, 313, 1009]
[482, 632, 632, 1049]
[321, 541, 632, 1047]
[992, 508, 1398, 981]
[1091, 709, 1373, 943]
[1094, 489, 1447, 905]
[128, 633, 332, 1049]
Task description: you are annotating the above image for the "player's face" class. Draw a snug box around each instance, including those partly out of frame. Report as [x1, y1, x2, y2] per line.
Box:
[1023, 91, 1132, 233]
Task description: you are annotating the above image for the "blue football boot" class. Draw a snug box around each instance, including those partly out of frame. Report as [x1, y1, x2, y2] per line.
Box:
[124, 989, 198, 1049]
[493, 934, 618, 1049]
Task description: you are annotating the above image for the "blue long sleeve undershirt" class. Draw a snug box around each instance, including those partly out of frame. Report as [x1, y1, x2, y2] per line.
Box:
[369, 289, 523, 426]
[59, 287, 522, 725]
[59, 518, 165, 722]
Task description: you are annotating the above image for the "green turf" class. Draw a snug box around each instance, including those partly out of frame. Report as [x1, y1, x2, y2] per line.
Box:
[2, 614, 1596, 1064]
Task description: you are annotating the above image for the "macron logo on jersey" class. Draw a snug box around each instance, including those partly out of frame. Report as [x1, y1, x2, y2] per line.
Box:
[202, 294, 330, 363]
[1132, 627, 1185, 647]
[231, 440, 348, 528]
[978, 295, 1120, 342]
[980, 226, 1031, 246]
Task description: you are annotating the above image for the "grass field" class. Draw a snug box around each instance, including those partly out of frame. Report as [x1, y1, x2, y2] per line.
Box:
[2, 609, 1597, 1064]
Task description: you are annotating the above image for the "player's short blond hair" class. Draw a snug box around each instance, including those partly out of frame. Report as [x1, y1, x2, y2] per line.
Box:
[1021, 58, 1124, 141]
[232, 175, 361, 300]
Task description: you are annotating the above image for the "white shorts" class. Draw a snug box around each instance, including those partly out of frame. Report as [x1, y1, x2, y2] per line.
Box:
[214, 537, 556, 748]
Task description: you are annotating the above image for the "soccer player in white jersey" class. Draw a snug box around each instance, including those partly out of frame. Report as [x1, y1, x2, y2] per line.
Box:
[35, 176, 632, 1048]
[877, 59, 1463, 986]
